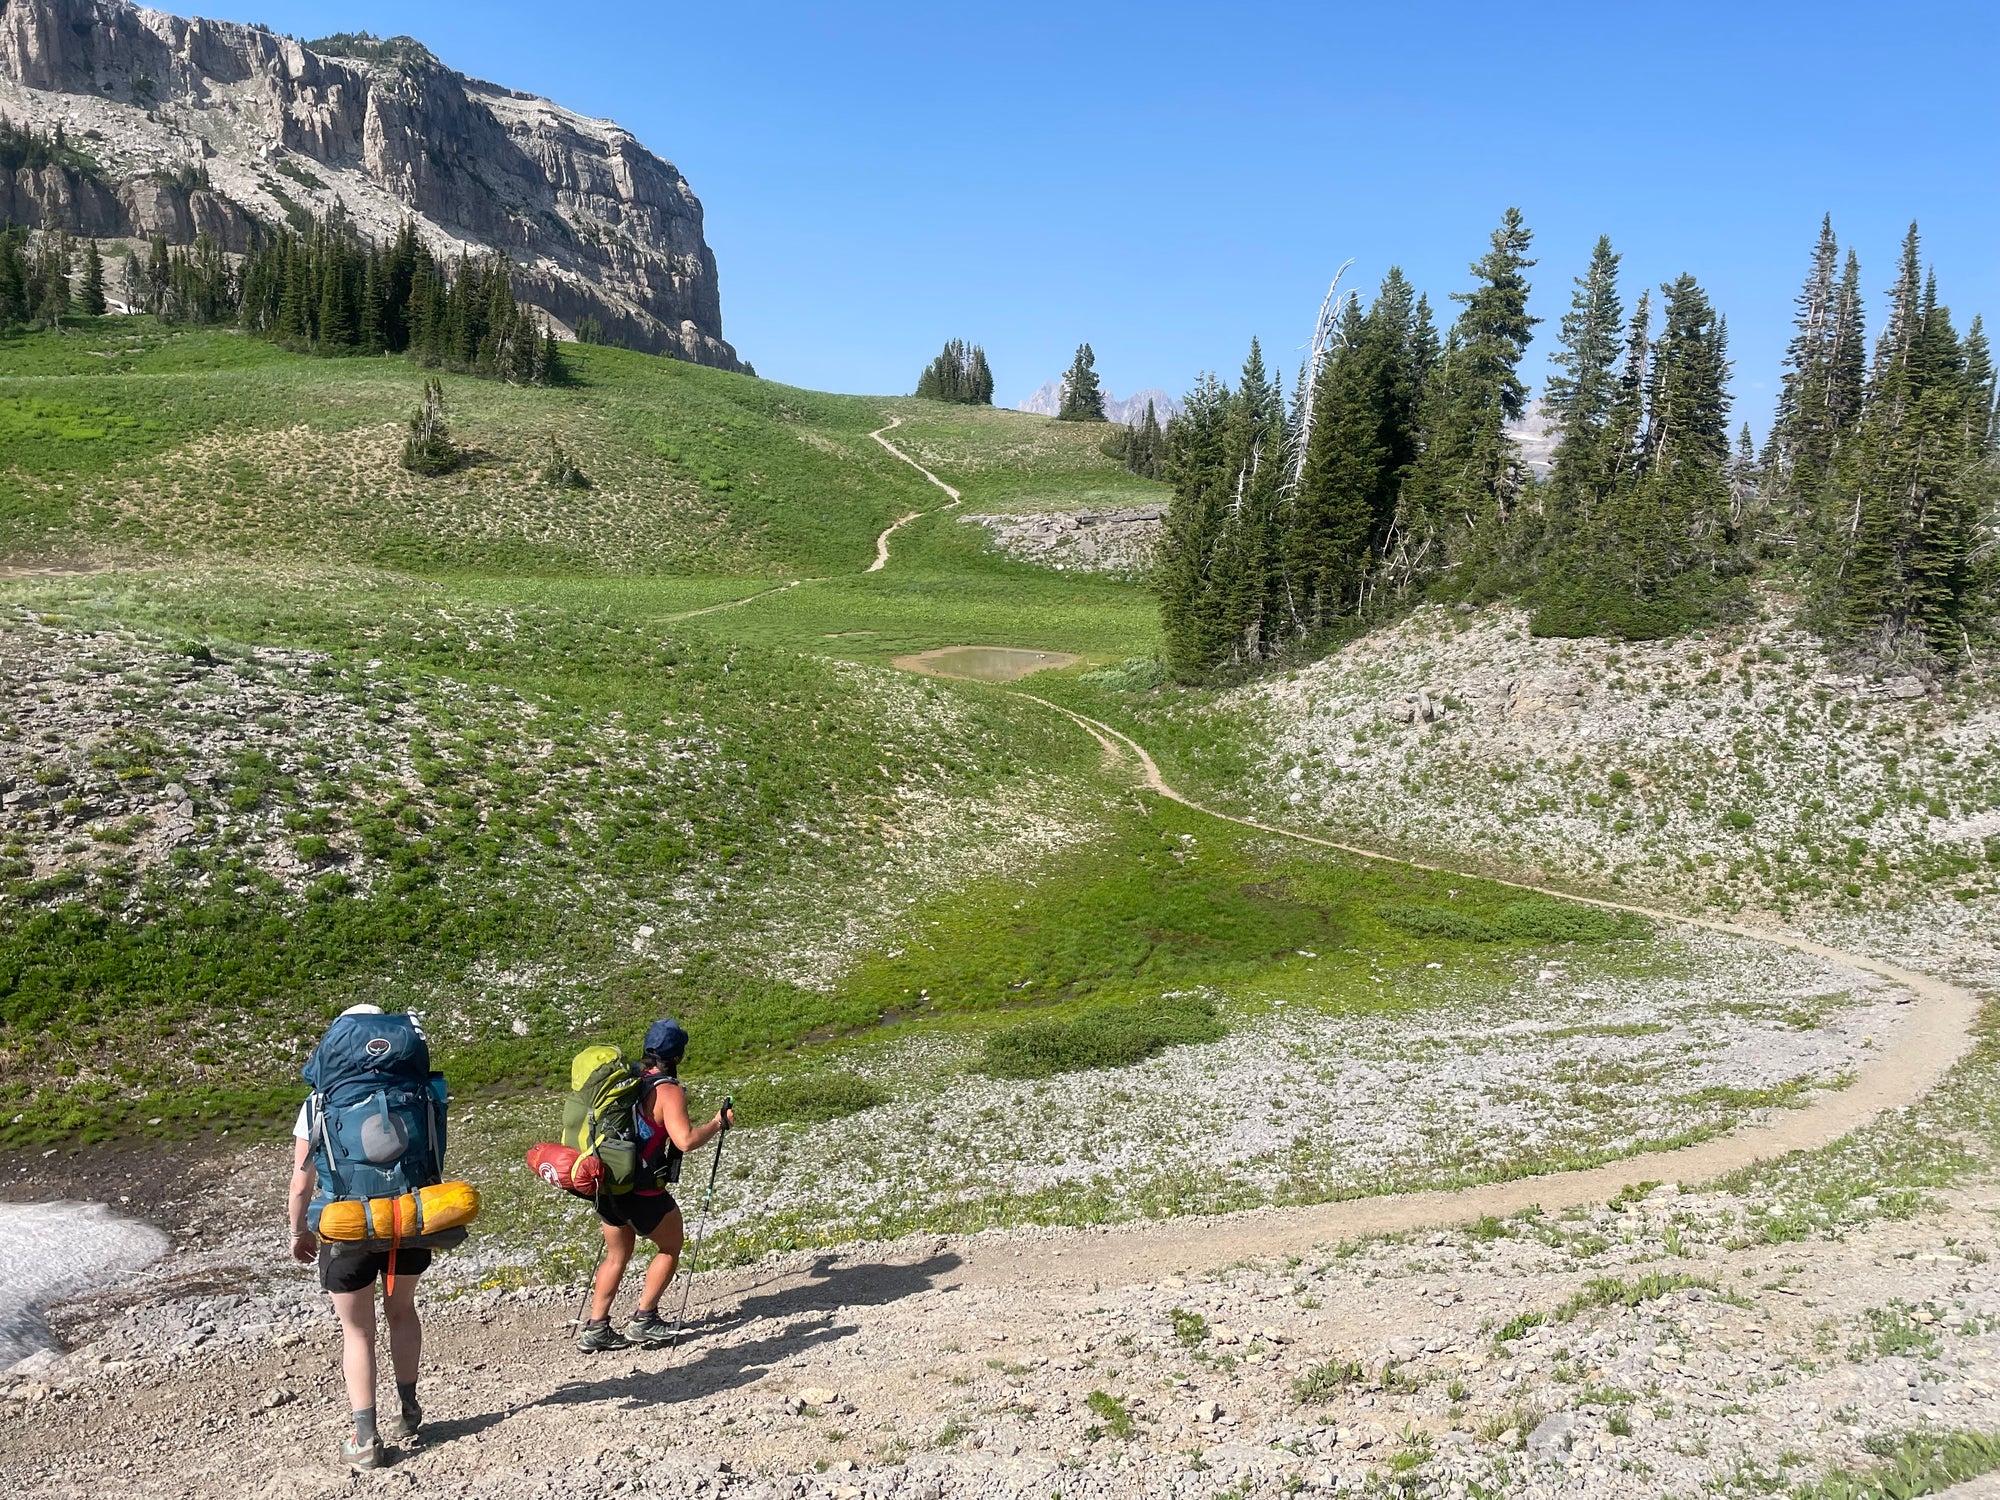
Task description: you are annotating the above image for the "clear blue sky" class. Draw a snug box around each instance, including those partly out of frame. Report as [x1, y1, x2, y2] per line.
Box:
[219, 1, 1998, 429]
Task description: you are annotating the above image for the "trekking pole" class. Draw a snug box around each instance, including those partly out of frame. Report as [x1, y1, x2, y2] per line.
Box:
[574, 1199, 609, 1334]
[670, 1096, 732, 1350]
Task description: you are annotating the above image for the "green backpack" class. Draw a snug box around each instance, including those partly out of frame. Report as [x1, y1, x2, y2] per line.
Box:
[560, 1044, 643, 1195]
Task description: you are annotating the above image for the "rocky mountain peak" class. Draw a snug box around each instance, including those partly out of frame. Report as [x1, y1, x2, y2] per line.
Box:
[0, 0, 740, 367]
[1017, 379, 1181, 426]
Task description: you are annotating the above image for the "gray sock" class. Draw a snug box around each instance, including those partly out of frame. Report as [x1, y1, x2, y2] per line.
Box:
[352, 1407, 378, 1446]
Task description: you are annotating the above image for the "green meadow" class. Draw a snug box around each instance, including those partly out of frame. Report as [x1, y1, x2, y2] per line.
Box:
[0, 320, 1680, 1244]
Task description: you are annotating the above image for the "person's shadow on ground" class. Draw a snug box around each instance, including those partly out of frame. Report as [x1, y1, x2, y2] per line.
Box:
[515, 1249, 961, 1417]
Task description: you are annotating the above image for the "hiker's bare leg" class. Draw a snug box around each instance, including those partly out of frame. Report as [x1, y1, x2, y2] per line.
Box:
[384, 1273, 422, 1385]
[637, 1207, 686, 1313]
[590, 1223, 636, 1321]
[330, 1287, 378, 1415]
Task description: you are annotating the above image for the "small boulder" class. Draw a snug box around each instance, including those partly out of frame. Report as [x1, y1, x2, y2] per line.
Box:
[1527, 1412, 1575, 1456]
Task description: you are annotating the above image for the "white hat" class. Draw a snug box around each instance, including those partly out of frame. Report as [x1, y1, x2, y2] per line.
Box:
[339, 1004, 386, 1017]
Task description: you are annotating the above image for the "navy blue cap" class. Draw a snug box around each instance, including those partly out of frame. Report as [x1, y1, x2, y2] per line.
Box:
[642, 1018, 689, 1062]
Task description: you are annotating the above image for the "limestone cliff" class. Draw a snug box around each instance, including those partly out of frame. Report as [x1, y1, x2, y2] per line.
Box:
[0, 0, 740, 367]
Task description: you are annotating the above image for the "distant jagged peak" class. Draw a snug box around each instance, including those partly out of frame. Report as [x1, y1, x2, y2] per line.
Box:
[1018, 379, 1182, 426]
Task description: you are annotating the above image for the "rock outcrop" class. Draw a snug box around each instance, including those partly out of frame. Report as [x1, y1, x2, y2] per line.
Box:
[962, 506, 1163, 574]
[0, 0, 740, 367]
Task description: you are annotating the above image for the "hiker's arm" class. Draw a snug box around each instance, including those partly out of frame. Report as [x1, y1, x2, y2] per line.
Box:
[287, 1135, 317, 1263]
[657, 1083, 732, 1152]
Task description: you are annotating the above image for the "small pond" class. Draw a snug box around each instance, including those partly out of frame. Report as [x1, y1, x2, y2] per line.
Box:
[892, 645, 1081, 683]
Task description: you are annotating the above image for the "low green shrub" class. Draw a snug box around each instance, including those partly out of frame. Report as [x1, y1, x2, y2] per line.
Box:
[1085, 1389, 1136, 1440]
[1797, 1429, 2000, 1500]
[981, 993, 1224, 1078]
[1170, 1308, 1209, 1347]
[1377, 897, 1645, 944]
[1292, 1358, 1363, 1404]
[732, 1072, 888, 1126]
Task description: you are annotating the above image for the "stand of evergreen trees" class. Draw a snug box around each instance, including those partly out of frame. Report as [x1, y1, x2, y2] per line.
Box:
[1157, 210, 1999, 681]
[125, 233, 234, 325]
[913, 338, 994, 404]
[1100, 399, 1167, 479]
[1764, 221, 1997, 662]
[0, 227, 81, 328]
[44, 207, 567, 386]
[234, 213, 562, 383]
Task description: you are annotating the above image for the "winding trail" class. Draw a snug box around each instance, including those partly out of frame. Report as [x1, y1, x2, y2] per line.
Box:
[955, 692, 1986, 1284]
[865, 414, 961, 571]
[659, 579, 810, 623]
[670, 420, 1985, 1283]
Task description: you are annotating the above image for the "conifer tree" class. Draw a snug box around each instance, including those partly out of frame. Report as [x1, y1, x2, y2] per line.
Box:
[1819, 225, 1983, 658]
[1392, 208, 1538, 586]
[1287, 270, 1429, 629]
[0, 229, 29, 327]
[400, 378, 459, 475]
[33, 230, 71, 325]
[1728, 424, 1762, 538]
[144, 235, 168, 316]
[1057, 343, 1106, 421]
[1155, 374, 1235, 677]
[77, 240, 105, 317]
[358, 249, 385, 354]
[316, 235, 357, 347]
[1765, 221, 1868, 559]
[1590, 273, 1736, 631]
[382, 222, 420, 352]
[1207, 339, 1288, 661]
[1542, 235, 1623, 531]
[1124, 399, 1167, 479]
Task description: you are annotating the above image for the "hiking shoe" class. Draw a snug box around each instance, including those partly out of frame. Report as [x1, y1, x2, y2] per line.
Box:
[626, 1309, 676, 1348]
[389, 1399, 422, 1443]
[341, 1434, 385, 1471]
[576, 1320, 632, 1353]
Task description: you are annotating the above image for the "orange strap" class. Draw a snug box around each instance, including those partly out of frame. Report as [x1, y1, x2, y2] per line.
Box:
[386, 1194, 403, 1298]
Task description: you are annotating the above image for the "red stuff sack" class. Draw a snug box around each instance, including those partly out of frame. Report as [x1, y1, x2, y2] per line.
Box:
[525, 1142, 603, 1198]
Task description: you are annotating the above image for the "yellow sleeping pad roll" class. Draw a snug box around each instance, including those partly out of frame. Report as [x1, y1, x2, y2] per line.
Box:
[315, 1181, 481, 1242]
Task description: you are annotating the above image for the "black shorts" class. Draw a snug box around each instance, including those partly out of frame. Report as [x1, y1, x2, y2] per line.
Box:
[319, 1244, 433, 1294]
[595, 1191, 679, 1239]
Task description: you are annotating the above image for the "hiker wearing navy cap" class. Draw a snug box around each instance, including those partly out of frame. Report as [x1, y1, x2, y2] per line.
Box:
[575, 1018, 734, 1351]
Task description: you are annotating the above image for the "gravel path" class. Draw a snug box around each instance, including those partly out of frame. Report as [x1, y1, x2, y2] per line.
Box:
[9, 1181, 2000, 1498]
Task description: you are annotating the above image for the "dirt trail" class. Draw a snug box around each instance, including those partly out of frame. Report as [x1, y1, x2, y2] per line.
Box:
[865, 415, 961, 571]
[659, 579, 811, 622]
[653, 440, 1986, 1289]
[938, 690, 1989, 1288]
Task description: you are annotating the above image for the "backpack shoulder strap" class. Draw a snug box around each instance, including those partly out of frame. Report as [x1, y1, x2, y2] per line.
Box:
[308, 1091, 341, 1196]
[636, 1072, 681, 1116]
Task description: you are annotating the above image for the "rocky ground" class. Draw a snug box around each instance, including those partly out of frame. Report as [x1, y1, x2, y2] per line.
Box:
[1219, 597, 2000, 988]
[628, 926, 1911, 1260]
[5, 1157, 2000, 1499]
[961, 509, 1162, 575]
[9, 592, 2000, 1495]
